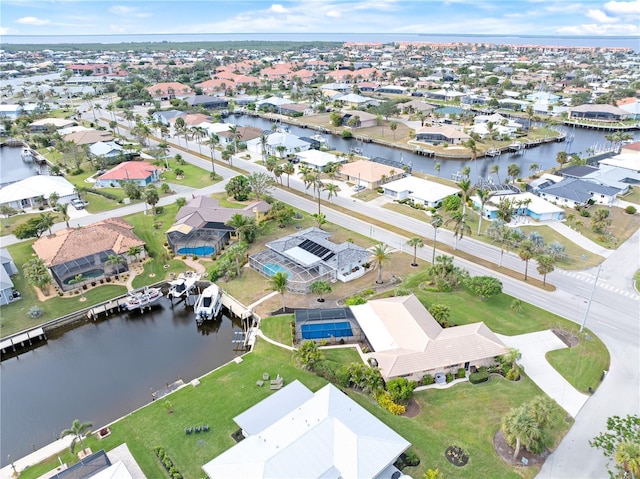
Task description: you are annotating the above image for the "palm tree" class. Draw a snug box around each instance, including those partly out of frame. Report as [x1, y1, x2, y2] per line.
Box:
[434, 162, 441, 177]
[529, 163, 540, 175]
[106, 254, 127, 277]
[490, 164, 501, 184]
[457, 179, 472, 214]
[445, 209, 471, 250]
[128, 245, 142, 263]
[407, 237, 424, 267]
[309, 280, 332, 302]
[615, 441, 640, 479]
[293, 340, 324, 368]
[431, 213, 443, 264]
[282, 162, 295, 187]
[324, 182, 338, 203]
[61, 419, 93, 454]
[259, 134, 269, 164]
[502, 406, 541, 461]
[536, 254, 555, 286]
[526, 105, 535, 135]
[518, 240, 535, 280]
[56, 202, 70, 228]
[144, 185, 160, 215]
[38, 212, 55, 236]
[475, 188, 494, 235]
[205, 134, 219, 177]
[507, 163, 521, 183]
[270, 271, 288, 312]
[48, 192, 59, 208]
[486, 220, 512, 267]
[228, 125, 242, 154]
[556, 150, 568, 169]
[390, 121, 397, 141]
[463, 138, 479, 175]
[69, 273, 86, 299]
[371, 243, 392, 284]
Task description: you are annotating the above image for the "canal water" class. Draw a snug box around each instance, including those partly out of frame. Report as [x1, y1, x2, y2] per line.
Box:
[234, 115, 638, 182]
[0, 146, 49, 187]
[0, 299, 244, 465]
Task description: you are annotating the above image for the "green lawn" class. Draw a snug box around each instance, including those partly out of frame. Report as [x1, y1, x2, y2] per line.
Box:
[635, 270, 640, 290]
[546, 336, 610, 393]
[19, 339, 569, 479]
[259, 314, 294, 345]
[0, 211, 63, 237]
[160, 159, 218, 189]
[210, 192, 252, 209]
[621, 186, 640, 205]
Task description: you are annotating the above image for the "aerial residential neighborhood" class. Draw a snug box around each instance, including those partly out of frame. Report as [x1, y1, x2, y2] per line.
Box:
[0, 2, 639, 479]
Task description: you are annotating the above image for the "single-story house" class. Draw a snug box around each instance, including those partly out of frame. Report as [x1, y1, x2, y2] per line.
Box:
[351, 294, 508, 381]
[0, 104, 23, 119]
[218, 126, 263, 148]
[538, 178, 622, 207]
[255, 96, 292, 110]
[247, 132, 310, 158]
[0, 248, 19, 306]
[29, 118, 77, 132]
[399, 100, 435, 114]
[472, 192, 565, 221]
[569, 104, 629, 122]
[341, 111, 377, 129]
[32, 218, 146, 291]
[152, 110, 185, 126]
[64, 128, 114, 146]
[202, 380, 410, 479]
[339, 160, 404, 189]
[599, 153, 640, 172]
[415, 125, 470, 145]
[249, 227, 371, 293]
[166, 195, 270, 257]
[89, 141, 125, 162]
[95, 161, 159, 188]
[0, 176, 77, 211]
[295, 150, 344, 171]
[620, 142, 640, 156]
[376, 85, 409, 95]
[186, 95, 228, 110]
[146, 82, 194, 100]
[335, 93, 376, 108]
[383, 176, 459, 208]
[279, 103, 311, 116]
[424, 90, 465, 102]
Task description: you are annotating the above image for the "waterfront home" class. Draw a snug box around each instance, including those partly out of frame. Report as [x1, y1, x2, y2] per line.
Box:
[295, 150, 344, 171]
[89, 141, 125, 163]
[472, 191, 565, 222]
[383, 176, 459, 208]
[569, 104, 629, 122]
[186, 95, 228, 110]
[351, 294, 508, 382]
[63, 128, 114, 146]
[415, 125, 470, 145]
[249, 227, 371, 293]
[152, 109, 185, 126]
[29, 118, 77, 132]
[146, 82, 194, 100]
[0, 104, 23, 119]
[538, 178, 622, 208]
[0, 176, 76, 211]
[202, 380, 410, 479]
[32, 218, 145, 291]
[339, 160, 404, 190]
[400, 99, 435, 115]
[219, 126, 263, 149]
[166, 195, 270, 257]
[341, 111, 377, 129]
[95, 161, 159, 188]
[0, 248, 19, 306]
[246, 132, 310, 158]
[617, 97, 640, 120]
[336, 93, 377, 108]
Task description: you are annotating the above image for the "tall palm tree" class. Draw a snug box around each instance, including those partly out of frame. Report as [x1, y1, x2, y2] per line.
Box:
[518, 240, 535, 281]
[431, 213, 443, 264]
[615, 441, 640, 479]
[324, 183, 338, 203]
[463, 138, 479, 175]
[69, 273, 86, 299]
[371, 243, 392, 284]
[490, 164, 501, 184]
[445, 209, 471, 250]
[61, 419, 93, 453]
[56, 202, 70, 228]
[475, 188, 494, 235]
[457, 179, 472, 214]
[536, 254, 555, 286]
[228, 125, 242, 154]
[106, 254, 127, 277]
[259, 134, 269, 164]
[205, 134, 219, 177]
[270, 271, 288, 312]
[191, 126, 207, 155]
[144, 185, 160, 215]
[407, 237, 424, 267]
[282, 162, 295, 187]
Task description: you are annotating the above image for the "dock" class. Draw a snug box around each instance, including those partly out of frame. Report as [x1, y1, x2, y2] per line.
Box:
[151, 379, 185, 401]
[0, 327, 47, 355]
[87, 298, 128, 320]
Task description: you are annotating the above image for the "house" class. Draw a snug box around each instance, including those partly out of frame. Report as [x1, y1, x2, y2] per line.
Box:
[399, 100, 435, 115]
[146, 82, 194, 100]
[295, 150, 344, 171]
[538, 178, 622, 207]
[32, 218, 145, 291]
[67, 63, 112, 76]
[89, 141, 125, 163]
[569, 104, 629, 121]
[620, 142, 640, 156]
[166, 196, 270, 257]
[247, 132, 310, 158]
[0, 176, 77, 211]
[29, 118, 77, 132]
[383, 176, 459, 208]
[351, 294, 508, 381]
[376, 85, 408, 95]
[186, 95, 229, 110]
[255, 96, 292, 111]
[152, 109, 185, 126]
[279, 103, 310, 117]
[415, 125, 470, 145]
[617, 97, 640, 120]
[63, 128, 114, 146]
[249, 227, 371, 293]
[202, 380, 410, 479]
[335, 93, 377, 108]
[95, 161, 159, 188]
[218, 126, 263, 148]
[339, 160, 404, 189]
[341, 111, 377, 129]
[472, 192, 565, 221]
[0, 248, 19, 306]
[0, 104, 23, 119]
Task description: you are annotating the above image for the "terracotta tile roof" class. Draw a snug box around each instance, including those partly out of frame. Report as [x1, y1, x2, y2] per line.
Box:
[98, 161, 158, 181]
[33, 218, 145, 267]
[339, 160, 399, 183]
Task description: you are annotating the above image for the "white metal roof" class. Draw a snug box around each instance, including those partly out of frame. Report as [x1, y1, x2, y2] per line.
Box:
[0, 175, 76, 204]
[384, 176, 459, 203]
[296, 150, 339, 168]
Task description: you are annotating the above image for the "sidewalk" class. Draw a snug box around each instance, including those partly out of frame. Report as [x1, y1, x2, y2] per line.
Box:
[544, 220, 612, 258]
[0, 436, 73, 479]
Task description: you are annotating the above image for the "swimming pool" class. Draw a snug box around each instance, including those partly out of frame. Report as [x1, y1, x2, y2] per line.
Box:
[177, 246, 215, 256]
[63, 269, 104, 285]
[301, 321, 354, 340]
[263, 263, 290, 277]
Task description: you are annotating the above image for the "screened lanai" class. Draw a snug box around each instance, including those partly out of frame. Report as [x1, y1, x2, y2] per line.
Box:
[51, 250, 128, 291]
[166, 224, 230, 258]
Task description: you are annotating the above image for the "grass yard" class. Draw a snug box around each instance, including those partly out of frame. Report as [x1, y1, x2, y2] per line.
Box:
[209, 192, 248, 209]
[351, 188, 381, 202]
[0, 211, 63, 237]
[259, 314, 294, 345]
[160, 159, 217, 190]
[18, 339, 570, 479]
[564, 205, 640, 249]
[635, 270, 640, 290]
[621, 186, 640, 205]
[546, 336, 610, 393]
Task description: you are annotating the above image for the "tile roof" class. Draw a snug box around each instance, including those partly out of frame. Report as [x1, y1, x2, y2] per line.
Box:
[173, 195, 270, 228]
[98, 161, 158, 181]
[32, 218, 144, 267]
[339, 160, 399, 183]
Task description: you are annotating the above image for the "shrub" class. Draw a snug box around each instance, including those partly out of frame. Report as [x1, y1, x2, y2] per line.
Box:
[580, 209, 591, 217]
[445, 372, 454, 383]
[192, 255, 198, 260]
[457, 368, 466, 379]
[345, 296, 366, 306]
[341, 130, 353, 139]
[155, 206, 165, 215]
[422, 374, 435, 385]
[376, 391, 406, 415]
[469, 370, 489, 384]
[361, 288, 375, 296]
[181, 255, 187, 260]
[625, 205, 637, 214]
[27, 306, 43, 318]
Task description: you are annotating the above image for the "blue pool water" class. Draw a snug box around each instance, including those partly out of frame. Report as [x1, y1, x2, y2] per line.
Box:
[263, 263, 290, 277]
[301, 321, 354, 340]
[63, 269, 104, 285]
[177, 246, 215, 256]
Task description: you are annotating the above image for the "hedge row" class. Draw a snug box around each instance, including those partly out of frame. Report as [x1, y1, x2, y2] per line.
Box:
[153, 446, 183, 479]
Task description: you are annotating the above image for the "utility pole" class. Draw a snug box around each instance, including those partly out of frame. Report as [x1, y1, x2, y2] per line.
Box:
[580, 263, 602, 333]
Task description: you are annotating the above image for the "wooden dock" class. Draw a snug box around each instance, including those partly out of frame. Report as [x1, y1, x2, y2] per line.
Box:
[87, 298, 128, 320]
[0, 327, 47, 354]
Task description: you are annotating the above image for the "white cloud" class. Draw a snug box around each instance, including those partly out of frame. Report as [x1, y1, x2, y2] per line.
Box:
[109, 5, 151, 18]
[109, 24, 127, 33]
[556, 22, 639, 35]
[326, 10, 341, 17]
[0, 27, 10, 35]
[603, 0, 640, 15]
[545, 3, 586, 13]
[15, 16, 50, 25]
[586, 9, 618, 22]
[269, 4, 287, 13]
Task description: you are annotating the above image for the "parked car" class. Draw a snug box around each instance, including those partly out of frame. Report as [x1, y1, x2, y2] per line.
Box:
[70, 198, 87, 209]
[352, 184, 366, 192]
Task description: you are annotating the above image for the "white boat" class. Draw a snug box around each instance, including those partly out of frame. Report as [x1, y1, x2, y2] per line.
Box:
[167, 271, 200, 300]
[509, 142, 524, 153]
[195, 284, 222, 323]
[21, 147, 34, 162]
[124, 287, 163, 311]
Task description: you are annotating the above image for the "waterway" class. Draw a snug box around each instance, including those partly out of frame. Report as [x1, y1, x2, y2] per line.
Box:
[0, 146, 49, 187]
[0, 299, 244, 465]
[234, 115, 639, 182]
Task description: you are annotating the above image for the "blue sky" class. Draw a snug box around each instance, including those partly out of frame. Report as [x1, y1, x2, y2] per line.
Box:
[1, 0, 639, 37]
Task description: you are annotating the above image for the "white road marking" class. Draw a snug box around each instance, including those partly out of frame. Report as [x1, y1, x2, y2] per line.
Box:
[597, 321, 618, 330]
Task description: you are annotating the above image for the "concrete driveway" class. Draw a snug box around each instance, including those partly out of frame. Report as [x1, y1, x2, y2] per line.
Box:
[497, 331, 590, 418]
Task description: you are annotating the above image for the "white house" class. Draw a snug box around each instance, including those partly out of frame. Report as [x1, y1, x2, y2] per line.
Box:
[295, 150, 343, 171]
[202, 380, 411, 479]
[538, 178, 622, 208]
[89, 141, 124, 161]
[0, 176, 77, 211]
[247, 132, 310, 158]
[472, 192, 565, 222]
[383, 176, 459, 208]
[0, 248, 19, 306]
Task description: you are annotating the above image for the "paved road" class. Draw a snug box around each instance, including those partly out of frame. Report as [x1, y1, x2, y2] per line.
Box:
[6, 108, 637, 478]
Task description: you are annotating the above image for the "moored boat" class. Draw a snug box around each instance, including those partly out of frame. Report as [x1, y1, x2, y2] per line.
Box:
[21, 147, 34, 162]
[124, 286, 163, 311]
[167, 271, 200, 300]
[195, 284, 223, 324]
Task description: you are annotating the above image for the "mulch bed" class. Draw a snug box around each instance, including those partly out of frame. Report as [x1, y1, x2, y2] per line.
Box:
[445, 445, 469, 467]
[403, 399, 420, 418]
[493, 429, 549, 466]
[552, 329, 580, 348]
